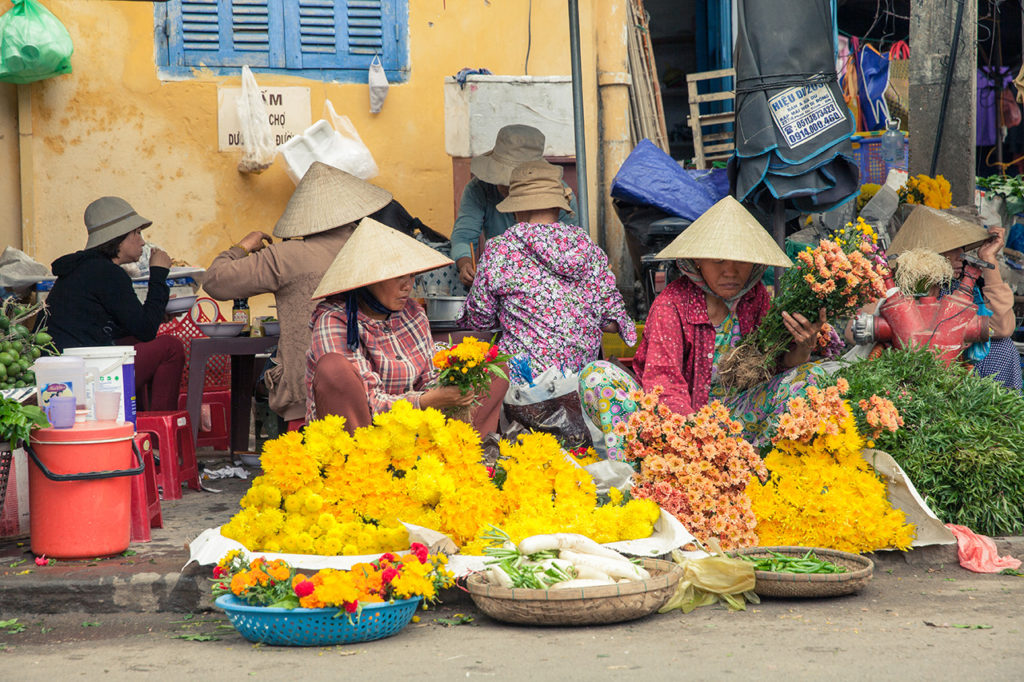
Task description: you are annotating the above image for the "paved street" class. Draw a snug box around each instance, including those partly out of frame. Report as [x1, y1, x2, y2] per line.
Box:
[1, 559, 1021, 680]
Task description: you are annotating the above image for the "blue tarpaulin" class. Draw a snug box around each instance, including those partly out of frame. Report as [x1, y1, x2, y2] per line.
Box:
[611, 139, 716, 221]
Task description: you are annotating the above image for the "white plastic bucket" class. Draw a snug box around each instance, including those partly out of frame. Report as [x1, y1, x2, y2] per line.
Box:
[32, 356, 86, 410]
[62, 346, 137, 426]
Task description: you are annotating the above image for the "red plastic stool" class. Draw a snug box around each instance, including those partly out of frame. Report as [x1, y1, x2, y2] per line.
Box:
[177, 389, 231, 451]
[129, 433, 163, 542]
[136, 411, 200, 501]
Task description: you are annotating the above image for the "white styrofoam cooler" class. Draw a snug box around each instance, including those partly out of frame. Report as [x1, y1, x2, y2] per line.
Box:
[444, 75, 576, 158]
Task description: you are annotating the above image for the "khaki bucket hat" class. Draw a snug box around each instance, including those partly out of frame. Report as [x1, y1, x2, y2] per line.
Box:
[312, 217, 453, 299]
[496, 160, 572, 214]
[888, 205, 991, 257]
[273, 162, 392, 239]
[469, 124, 546, 186]
[655, 195, 791, 268]
[84, 197, 152, 249]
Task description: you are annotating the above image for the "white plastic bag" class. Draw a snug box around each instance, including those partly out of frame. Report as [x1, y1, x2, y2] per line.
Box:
[323, 99, 379, 179]
[236, 65, 276, 174]
[368, 55, 389, 113]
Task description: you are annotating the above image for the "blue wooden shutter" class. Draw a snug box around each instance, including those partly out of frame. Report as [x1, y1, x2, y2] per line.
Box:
[168, 0, 285, 68]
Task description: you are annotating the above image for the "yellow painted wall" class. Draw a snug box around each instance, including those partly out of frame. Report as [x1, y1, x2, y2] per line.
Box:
[5, 1, 601, 313]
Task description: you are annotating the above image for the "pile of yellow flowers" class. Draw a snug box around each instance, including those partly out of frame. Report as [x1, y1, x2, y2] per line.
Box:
[221, 401, 659, 556]
[747, 380, 916, 553]
[899, 174, 952, 209]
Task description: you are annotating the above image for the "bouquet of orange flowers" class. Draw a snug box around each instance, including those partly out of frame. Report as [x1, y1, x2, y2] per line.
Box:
[718, 217, 890, 390]
[432, 336, 509, 418]
[212, 544, 454, 616]
[622, 387, 767, 550]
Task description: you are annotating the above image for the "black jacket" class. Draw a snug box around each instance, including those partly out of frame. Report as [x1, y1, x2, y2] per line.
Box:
[46, 249, 169, 351]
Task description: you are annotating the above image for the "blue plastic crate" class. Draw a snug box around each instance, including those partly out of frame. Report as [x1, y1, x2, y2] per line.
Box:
[851, 132, 908, 185]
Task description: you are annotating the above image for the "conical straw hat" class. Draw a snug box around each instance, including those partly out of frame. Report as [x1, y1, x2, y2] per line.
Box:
[273, 162, 392, 238]
[888, 205, 991, 256]
[312, 217, 453, 299]
[655, 195, 791, 267]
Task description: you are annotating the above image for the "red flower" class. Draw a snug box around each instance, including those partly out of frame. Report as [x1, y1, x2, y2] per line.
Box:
[34, 556, 49, 567]
[294, 580, 315, 598]
[378, 552, 396, 564]
[410, 542, 429, 563]
[212, 565, 227, 579]
[485, 346, 499, 362]
[345, 601, 359, 613]
[381, 567, 399, 584]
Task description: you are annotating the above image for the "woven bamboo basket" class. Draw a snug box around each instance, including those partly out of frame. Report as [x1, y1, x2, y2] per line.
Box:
[734, 546, 874, 598]
[466, 558, 683, 626]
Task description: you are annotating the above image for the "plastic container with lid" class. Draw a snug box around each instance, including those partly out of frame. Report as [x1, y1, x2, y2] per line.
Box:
[32, 356, 86, 410]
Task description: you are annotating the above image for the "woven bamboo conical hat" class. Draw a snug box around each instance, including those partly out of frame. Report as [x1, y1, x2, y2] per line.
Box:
[655, 195, 791, 267]
[888, 205, 991, 256]
[312, 217, 453, 299]
[273, 162, 392, 238]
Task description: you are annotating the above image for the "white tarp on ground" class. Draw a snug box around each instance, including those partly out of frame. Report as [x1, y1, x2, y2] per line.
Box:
[185, 509, 695, 577]
[861, 448, 956, 547]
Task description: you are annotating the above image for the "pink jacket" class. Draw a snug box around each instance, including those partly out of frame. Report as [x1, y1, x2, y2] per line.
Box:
[633, 277, 769, 415]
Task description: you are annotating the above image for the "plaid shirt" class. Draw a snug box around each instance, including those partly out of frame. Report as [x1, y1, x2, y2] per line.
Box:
[306, 298, 435, 421]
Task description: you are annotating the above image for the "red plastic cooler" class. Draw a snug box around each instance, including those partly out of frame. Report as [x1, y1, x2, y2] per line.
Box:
[27, 422, 142, 559]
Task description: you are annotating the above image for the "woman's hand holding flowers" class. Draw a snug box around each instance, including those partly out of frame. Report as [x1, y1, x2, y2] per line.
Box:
[781, 307, 827, 367]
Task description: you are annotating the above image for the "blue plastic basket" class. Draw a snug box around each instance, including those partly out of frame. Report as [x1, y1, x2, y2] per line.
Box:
[215, 594, 421, 646]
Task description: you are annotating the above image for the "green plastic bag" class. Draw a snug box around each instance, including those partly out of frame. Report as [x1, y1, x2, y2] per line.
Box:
[0, 0, 73, 85]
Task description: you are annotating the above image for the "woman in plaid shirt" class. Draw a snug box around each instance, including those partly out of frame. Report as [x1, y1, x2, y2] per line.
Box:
[306, 218, 504, 434]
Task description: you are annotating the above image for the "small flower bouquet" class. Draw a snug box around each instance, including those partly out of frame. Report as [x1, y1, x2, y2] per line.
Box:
[432, 336, 509, 420]
[718, 217, 889, 390]
[622, 387, 767, 551]
[747, 379, 915, 553]
[213, 544, 453, 614]
[899, 174, 952, 209]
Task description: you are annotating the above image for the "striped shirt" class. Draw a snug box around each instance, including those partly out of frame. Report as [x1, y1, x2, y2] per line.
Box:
[306, 298, 435, 421]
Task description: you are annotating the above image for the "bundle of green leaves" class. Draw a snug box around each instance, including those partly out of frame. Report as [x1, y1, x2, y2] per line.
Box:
[828, 348, 1024, 537]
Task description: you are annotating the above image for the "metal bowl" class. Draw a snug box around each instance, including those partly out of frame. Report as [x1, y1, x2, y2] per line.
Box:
[198, 322, 245, 338]
[261, 320, 280, 336]
[425, 296, 466, 322]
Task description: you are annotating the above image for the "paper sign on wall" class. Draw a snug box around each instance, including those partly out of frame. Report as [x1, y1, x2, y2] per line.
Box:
[217, 86, 311, 152]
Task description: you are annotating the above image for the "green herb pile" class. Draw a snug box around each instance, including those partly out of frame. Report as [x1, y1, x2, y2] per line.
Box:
[976, 175, 1024, 217]
[827, 348, 1024, 537]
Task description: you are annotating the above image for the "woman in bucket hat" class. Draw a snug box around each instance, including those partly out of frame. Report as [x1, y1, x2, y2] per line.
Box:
[202, 162, 396, 428]
[459, 160, 635, 383]
[46, 196, 186, 411]
[580, 196, 827, 458]
[883, 205, 1019, 391]
[305, 218, 506, 435]
[450, 124, 579, 287]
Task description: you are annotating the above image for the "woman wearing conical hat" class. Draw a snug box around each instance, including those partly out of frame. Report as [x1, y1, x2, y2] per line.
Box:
[883, 205, 1019, 390]
[305, 218, 506, 434]
[580, 196, 827, 457]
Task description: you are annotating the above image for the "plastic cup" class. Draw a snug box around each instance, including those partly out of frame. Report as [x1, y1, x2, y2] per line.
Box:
[45, 396, 77, 429]
[94, 390, 122, 422]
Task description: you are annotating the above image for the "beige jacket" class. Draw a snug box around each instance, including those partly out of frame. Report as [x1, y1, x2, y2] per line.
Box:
[202, 227, 354, 421]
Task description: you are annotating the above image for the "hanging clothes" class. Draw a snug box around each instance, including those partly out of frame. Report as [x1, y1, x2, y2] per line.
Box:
[977, 66, 1013, 147]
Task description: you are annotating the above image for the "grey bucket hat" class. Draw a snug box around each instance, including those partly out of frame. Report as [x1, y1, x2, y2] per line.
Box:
[84, 197, 152, 249]
[469, 124, 546, 186]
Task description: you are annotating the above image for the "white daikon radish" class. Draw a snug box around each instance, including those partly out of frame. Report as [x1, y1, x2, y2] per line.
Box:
[487, 565, 514, 588]
[550, 579, 617, 589]
[572, 565, 613, 582]
[559, 550, 650, 581]
[517, 533, 631, 562]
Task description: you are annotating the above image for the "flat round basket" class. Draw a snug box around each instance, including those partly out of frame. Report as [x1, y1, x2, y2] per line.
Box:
[215, 594, 420, 646]
[466, 558, 683, 626]
[734, 546, 874, 598]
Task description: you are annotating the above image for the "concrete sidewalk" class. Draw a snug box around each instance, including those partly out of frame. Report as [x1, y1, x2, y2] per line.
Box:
[1, 456, 1021, 615]
[0, 456, 253, 615]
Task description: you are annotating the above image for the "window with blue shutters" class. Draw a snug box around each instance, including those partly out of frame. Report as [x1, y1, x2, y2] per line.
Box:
[155, 0, 409, 82]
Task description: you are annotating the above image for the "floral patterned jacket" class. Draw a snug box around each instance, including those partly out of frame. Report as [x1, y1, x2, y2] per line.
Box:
[633, 277, 769, 414]
[458, 221, 636, 375]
